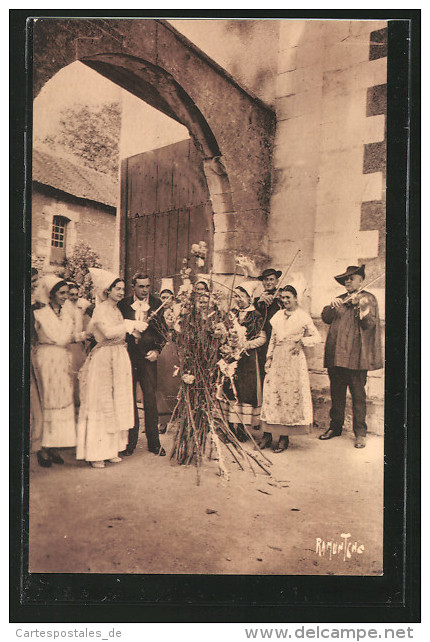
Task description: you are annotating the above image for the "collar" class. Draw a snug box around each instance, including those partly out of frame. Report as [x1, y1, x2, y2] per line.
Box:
[133, 294, 149, 304]
[49, 303, 62, 317]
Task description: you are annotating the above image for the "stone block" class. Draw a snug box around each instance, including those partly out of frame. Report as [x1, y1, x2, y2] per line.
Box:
[322, 20, 353, 45]
[278, 47, 298, 74]
[295, 40, 325, 69]
[354, 230, 379, 259]
[314, 200, 359, 234]
[301, 20, 332, 43]
[212, 250, 235, 274]
[276, 115, 321, 153]
[366, 84, 387, 117]
[276, 89, 322, 121]
[270, 187, 317, 226]
[320, 122, 361, 154]
[324, 36, 371, 72]
[276, 65, 323, 99]
[323, 57, 386, 99]
[321, 88, 367, 125]
[363, 114, 385, 144]
[213, 230, 238, 254]
[210, 191, 236, 214]
[317, 166, 360, 206]
[234, 209, 268, 235]
[278, 20, 307, 49]
[213, 211, 236, 234]
[276, 70, 296, 98]
[369, 27, 388, 61]
[350, 20, 387, 37]
[319, 148, 364, 178]
[361, 172, 384, 202]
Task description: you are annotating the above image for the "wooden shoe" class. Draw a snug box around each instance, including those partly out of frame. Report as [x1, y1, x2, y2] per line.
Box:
[257, 433, 272, 449]
[49, 450, 64, 465]
[319, 428, 342, 440]
[107, 456, 122, 463]
[354, 436, 366, 449]
[273, 436, 289, 453]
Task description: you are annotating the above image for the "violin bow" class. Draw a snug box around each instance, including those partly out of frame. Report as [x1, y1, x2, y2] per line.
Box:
[342, 271, 386, 305]
[272, 249, 302, 299]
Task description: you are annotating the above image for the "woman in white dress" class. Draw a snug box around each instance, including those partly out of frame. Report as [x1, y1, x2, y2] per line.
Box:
[34, 275, 78, 467]
[76, 268, 144, 469]
[260, 285, 321, 452]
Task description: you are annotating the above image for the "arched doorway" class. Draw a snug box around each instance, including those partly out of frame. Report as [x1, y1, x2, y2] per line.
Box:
[77, 52, 234, 289]
[32, 18, 275, 277]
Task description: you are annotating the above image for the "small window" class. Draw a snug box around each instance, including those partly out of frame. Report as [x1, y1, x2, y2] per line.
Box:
[50, 216, 68, 264]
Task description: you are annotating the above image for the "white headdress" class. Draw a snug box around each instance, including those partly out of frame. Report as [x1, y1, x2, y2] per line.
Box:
[235, 280, 259, 300]
[283, 272, 308, 306]
[36, 274, 66, 304]
[89, 268, 120, 304]
[195, 273, 212, 291]
[160, 277, 175, 295]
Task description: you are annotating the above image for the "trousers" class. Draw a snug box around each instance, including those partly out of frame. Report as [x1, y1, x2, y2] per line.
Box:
[128, 359, 161, 453]
[328, 367, 368, 437]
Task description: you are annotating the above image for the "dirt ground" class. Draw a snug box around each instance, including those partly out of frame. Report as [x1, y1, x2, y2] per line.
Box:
[29, 426, 383, 575]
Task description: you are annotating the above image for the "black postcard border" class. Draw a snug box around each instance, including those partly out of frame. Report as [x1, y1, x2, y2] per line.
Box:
[9, 8, 421, 623]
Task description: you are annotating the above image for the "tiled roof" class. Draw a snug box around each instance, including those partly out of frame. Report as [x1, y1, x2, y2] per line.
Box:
[32, 148, 118, 209]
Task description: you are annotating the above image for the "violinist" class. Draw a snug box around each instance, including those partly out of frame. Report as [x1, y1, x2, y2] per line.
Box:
[253, 267, 283, 449]
[319, 265, 383, 448]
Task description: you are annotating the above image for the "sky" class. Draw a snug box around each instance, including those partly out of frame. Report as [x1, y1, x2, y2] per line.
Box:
[32, 60, 189, 160]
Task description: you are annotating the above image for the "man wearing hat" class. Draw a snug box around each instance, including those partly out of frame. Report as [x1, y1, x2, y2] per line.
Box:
[254, 268, 283, 351]
[253, 268, 283, 448]
[319, 265, 383, 448]
[118, 272, 167, 457]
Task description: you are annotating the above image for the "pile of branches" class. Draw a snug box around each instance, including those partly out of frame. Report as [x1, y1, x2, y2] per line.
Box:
[156, 263, 272, 482]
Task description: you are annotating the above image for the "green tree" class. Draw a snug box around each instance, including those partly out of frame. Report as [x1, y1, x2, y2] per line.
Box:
[42, 101, 121, 177]
[63, 242, 102, 301]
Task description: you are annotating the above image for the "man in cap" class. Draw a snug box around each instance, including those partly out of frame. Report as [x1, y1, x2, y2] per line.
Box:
[319, 265, 383, 448]
[254, 268, 283, 448]
[118, 273, 167, 457]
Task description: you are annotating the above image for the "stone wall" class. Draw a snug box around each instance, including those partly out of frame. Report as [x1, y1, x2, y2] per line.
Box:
[32, 186, 116, 271]
[269, 20, 387, 434]
[270, 20, 387, 318]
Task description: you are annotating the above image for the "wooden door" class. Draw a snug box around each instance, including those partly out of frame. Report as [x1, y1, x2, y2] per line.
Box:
[121, 139, 213, 294]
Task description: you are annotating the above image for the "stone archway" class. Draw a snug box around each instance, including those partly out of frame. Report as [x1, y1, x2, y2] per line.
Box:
[32, 18, 275, 274]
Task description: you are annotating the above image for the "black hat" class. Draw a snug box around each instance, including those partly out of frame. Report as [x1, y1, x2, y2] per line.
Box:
[258, 268, 282, 281]
[334, 264, 365, 286]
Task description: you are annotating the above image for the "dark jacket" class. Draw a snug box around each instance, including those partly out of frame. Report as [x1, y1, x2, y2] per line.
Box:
[223, 309, 265, 406]
[118, 294, 167, 364]
[254, 294, 282, 371]
[321, 290, 383, 371]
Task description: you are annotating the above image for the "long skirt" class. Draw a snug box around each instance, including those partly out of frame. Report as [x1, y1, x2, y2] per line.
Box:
[69, 342, 87, 407]
[218, 350, 262, 427]
[30, 348, 43, 453]
[76, 344, 133, 462]
[260, 342, 313, 437]
[36, 344, 76, 448]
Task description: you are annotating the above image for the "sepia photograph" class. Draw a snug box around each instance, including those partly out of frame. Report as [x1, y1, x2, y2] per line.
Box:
[26, 16, 391, 580]
[11, 15, 416, 602]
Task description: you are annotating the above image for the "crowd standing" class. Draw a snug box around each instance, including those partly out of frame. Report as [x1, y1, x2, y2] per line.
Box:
[29, 262, 383, 469]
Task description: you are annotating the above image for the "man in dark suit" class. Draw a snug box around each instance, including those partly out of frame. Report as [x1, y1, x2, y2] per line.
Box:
[253, 267, 283, 449]
[118, 273, 167, 456]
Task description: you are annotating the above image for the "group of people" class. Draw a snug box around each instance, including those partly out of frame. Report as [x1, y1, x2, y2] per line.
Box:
[29, 261, 382, 470]
[30, 269, 168, 469]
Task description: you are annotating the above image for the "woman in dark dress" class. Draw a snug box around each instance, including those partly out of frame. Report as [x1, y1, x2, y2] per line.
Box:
[218, 281, 266, 439]
[155, 279, 181, 432]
